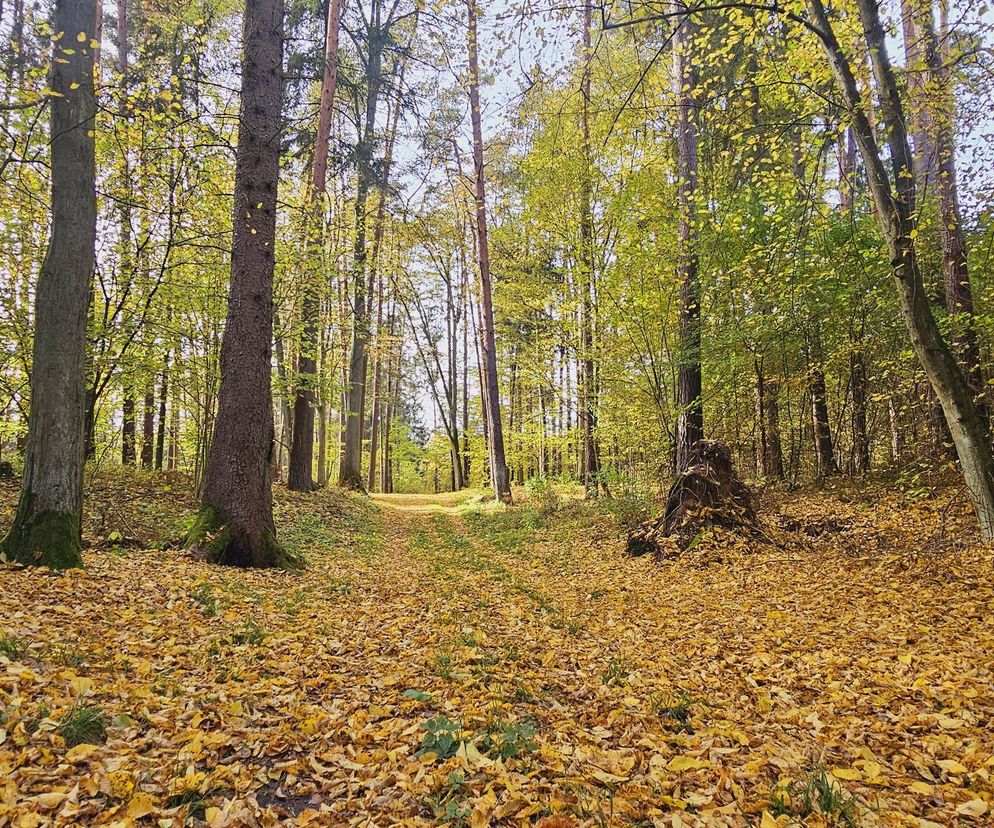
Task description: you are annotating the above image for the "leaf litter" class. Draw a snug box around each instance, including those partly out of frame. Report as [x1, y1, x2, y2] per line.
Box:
[0, 473, 992, 826]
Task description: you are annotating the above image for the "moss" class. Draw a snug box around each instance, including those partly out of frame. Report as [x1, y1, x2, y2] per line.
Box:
[185, 505, 299, 571]
[0, 501, 83, 570]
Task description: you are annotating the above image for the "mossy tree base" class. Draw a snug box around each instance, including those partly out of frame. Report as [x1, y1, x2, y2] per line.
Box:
[185, 506, 298, 570]
[0, 502, 83, 570]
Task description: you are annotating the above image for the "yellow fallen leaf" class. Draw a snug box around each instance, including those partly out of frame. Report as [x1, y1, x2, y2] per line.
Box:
[32, 791, 66, 810]
[898, 653, 912, 665]
[667, 755, 709, 771]
[126, 792, 156, 818]
[956, 799, 989, 818]
[457, 740, 493, 769]
[831, 767, 861, 781]
[908, 781, 932, 795]
[65, 742, 100, 761]
[937, 759, 968, 774]
[70, 676, 94, 696]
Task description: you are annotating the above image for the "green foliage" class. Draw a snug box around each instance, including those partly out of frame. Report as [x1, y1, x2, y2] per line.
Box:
[0, 632, 29, 659]
[417, 715, 463, 760]
[189, 583, 219, 616]
[57, 705, 108, 748]
[481, 719, 538, 760]
[772, 768, 859, 826]
[524, 475, 560, 515]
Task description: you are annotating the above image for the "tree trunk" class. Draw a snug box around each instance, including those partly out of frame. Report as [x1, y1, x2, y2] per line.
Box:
[141, 388, 154, 468]
[467, 0, 511, 503]
[765, 379, 785, 480]
[0, 0, 96, 569]
[187, 0, 292, 568]
[289, 0, 340, 492]
[122, 392, 136, 465]
[808, 0, 994, 539]
[154, 356, 168, 471]
[578, 3, 601, 497]
[850, 351, 870, 473]
[673, 16, 704, 472]
[808, 364, 838, 477]
[339, 7, 386, 491]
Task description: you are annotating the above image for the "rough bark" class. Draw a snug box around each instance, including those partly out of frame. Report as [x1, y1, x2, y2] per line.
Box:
[289, 0, 340, 492]
[628, 441, 758, 557]
[673, 16, 703, 473]
[0, 0, 97, 569]
[468, 0, 511, 503]
[187, 0, 293, 568]
[154, 358, 168, 471]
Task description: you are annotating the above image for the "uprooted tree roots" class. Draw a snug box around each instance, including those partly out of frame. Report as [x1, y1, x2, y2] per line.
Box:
[627, 441, 764, 558]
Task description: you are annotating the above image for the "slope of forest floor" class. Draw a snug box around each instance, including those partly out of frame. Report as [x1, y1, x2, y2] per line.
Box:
[1, 471, 992, 827]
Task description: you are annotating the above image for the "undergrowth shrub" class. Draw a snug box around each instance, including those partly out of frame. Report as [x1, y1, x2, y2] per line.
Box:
[524, 475, 560, 515]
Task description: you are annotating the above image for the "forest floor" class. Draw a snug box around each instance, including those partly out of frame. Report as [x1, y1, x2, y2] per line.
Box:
[1, 472, 993, 827]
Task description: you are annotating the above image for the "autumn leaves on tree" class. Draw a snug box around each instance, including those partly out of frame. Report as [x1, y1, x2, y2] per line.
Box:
[4, 0, 994, 570]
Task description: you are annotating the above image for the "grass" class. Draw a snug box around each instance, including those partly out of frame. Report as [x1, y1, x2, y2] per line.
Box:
[0, 631, 28, 659]
[771, 767, 859, 826]
[57, 705, 108, 747]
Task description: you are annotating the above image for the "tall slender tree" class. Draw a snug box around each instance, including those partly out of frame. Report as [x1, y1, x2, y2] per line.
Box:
[186, 0, 293, 567]
[0, 0, 98, 569]
[673, 15, 703, 471]
[467, 0, 511, 502]
[289, 0, 341, 492]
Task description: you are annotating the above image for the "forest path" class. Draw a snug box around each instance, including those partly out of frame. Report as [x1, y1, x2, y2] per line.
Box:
[3, 485, 993, 826]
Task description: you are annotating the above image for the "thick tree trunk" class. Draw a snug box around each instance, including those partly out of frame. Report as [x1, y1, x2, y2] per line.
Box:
[468, 0, 511, 503]
[289, 0, 340, 492]
[808, 0, 994, 539]
[0, 0, 96, 569]
[187, 0, 292, 568]
[673, 17, 703, 472]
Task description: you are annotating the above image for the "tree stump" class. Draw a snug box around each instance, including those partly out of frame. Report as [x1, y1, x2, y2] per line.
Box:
[627, 440, 759, 558]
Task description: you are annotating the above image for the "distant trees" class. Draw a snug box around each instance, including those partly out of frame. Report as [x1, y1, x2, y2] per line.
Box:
[1, 0, 97, 569]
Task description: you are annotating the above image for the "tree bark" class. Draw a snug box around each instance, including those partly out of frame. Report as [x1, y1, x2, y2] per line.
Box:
[0, 0, 97, 569]
[187, 0, 292, 567]
[141, 388, 154, 468]
[808, 363, 838, 477]
[673, 16, 703, 472]
[467, 0, 511, 503]
[289, 0, 340, 492]
[122, 392, 136, 465]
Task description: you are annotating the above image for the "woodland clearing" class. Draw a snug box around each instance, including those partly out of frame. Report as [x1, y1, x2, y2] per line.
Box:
[1, 473, 992, 827]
